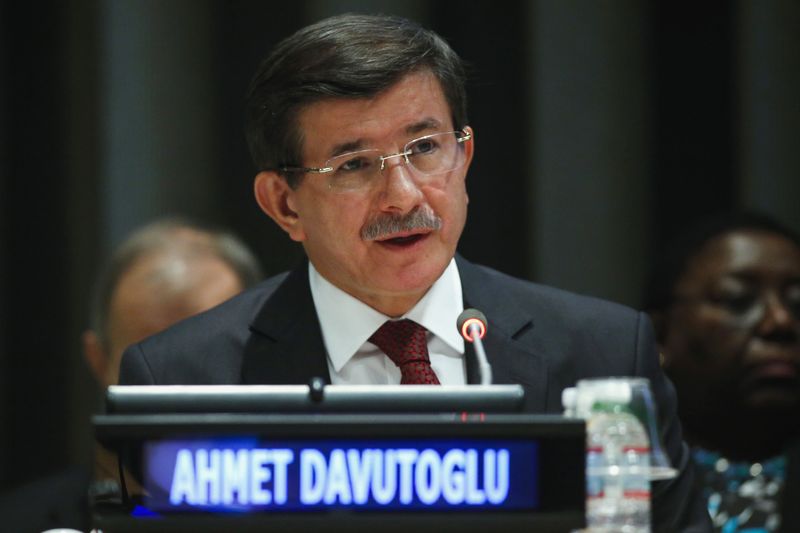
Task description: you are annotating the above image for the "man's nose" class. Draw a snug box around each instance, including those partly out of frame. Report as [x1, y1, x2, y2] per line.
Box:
[377, 157, 423, 212]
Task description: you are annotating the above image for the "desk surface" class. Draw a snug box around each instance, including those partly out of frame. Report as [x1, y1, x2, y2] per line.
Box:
[93, 507, 585, 532]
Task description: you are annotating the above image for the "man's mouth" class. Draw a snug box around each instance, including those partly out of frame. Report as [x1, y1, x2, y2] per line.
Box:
[376, 232, 429, 247]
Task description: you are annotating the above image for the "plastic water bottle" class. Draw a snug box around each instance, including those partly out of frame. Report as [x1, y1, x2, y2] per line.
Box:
[587, 386, 651, 533]
[585, 416, 607, 516]
[562, 387, 606, 529]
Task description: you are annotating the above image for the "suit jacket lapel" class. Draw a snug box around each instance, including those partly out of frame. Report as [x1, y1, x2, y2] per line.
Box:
[457, 256, 549, 412]
[242, 262, 333, 385]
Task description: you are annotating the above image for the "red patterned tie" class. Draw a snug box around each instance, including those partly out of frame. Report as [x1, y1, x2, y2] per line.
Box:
[369, 319, 441, 384]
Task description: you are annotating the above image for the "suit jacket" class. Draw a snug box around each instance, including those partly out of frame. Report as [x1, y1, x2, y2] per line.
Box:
[119, 255, 711, 531]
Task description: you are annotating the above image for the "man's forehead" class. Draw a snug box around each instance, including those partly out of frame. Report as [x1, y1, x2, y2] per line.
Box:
[326, 118, 445, 157]
[295, 71, 453, 157]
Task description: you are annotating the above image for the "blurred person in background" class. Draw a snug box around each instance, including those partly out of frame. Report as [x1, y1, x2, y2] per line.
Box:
[0, 218, 264, 532]
[645, 211, 800, 532]
[83, 217, 263, 497]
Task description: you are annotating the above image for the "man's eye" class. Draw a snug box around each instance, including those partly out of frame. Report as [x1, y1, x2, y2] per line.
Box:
[337, 157, 372, 172]
[410, 139, 437, 155]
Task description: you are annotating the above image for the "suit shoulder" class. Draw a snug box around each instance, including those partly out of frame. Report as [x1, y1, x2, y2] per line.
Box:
[469, 262, 639, 325]
[121, 271, 290, 384]
[154, 271, 289, 340]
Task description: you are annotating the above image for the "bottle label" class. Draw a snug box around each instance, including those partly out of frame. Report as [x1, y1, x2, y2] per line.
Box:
[586, 446, 605, 499]
[621, 445, 651, 500]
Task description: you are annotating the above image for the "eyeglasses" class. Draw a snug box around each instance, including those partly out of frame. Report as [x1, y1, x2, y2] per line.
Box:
[279, 129, 472, 192]
[674, 282, 800, 327]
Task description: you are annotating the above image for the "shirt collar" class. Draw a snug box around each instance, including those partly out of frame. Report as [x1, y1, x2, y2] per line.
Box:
[309, 258, 465, 373]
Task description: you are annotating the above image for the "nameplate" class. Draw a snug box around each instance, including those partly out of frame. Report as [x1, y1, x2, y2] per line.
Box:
[143, 437, 539, 512]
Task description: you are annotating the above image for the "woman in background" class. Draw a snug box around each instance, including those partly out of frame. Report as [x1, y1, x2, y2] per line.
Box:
[645, 212, 800, 532]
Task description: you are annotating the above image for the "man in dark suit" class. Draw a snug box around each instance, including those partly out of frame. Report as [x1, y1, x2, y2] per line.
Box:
[119, 13, 710, 531]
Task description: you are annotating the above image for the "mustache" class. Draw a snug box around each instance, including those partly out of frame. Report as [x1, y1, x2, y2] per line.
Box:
[361, 207, 442, 241]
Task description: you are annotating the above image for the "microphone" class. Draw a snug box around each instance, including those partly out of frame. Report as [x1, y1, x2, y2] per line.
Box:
[457, 309, 492, 385]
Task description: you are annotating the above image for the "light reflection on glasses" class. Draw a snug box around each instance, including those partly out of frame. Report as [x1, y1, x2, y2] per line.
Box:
[675, 281, 800, 326]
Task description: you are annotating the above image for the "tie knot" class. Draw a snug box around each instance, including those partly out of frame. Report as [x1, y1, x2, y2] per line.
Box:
[369, 319, 440, 385]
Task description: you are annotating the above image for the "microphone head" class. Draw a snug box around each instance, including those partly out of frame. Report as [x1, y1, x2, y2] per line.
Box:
[457, 308, 487, 342]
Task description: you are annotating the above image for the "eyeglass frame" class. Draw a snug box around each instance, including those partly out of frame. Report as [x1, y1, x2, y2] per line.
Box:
[671, 284, 800, 326]
[275, 128, 472, 177]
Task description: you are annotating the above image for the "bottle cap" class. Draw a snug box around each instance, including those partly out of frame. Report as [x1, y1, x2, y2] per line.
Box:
[596, 381, 632, 404]
[561, 387, 577, 410]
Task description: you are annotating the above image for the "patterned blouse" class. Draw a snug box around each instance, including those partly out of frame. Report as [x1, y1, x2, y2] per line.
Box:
[692, 448, 786, 532]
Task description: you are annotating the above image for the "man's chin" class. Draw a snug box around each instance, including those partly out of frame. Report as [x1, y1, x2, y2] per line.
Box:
[383, 254, 450, 284]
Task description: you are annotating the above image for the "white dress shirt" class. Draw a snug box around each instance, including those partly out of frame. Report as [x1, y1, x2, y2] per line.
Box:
[309, 258, 466, 385]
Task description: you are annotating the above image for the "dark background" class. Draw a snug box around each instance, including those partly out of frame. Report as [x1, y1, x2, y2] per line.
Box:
[1, 0, 798, 489]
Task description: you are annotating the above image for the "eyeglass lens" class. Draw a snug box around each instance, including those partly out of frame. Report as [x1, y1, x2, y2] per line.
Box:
[325, 131, 467, 191]
[705, 282, 800, 327]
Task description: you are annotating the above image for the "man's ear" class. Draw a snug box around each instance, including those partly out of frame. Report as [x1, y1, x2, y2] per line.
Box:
[462, 126, 475, 204]
[254, 171, 306, 242]
[463, 125, 475, 169]
[82, 330, 108, 387]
